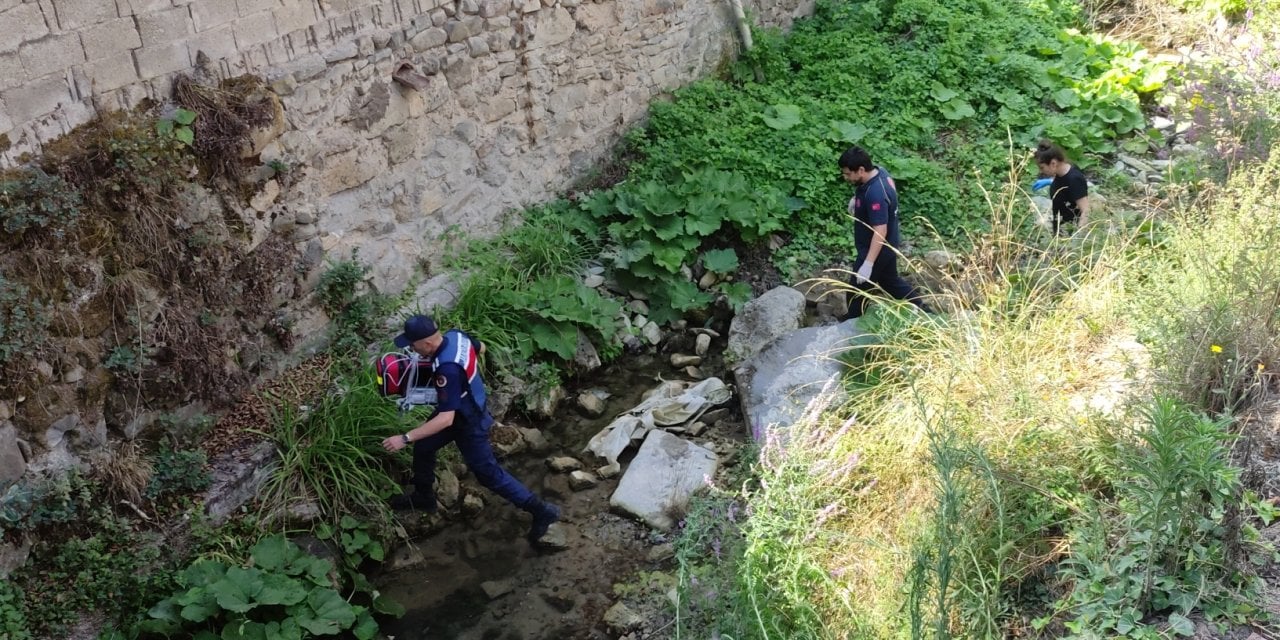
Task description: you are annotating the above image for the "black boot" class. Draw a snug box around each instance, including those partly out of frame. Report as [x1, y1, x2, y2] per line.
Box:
[390, 490, 437, 512]
[524, 499, 560, 542]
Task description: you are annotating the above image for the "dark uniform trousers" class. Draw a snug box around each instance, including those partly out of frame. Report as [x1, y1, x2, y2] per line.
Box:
[843, 252, 929, 320]
[411, 400, 536, 509]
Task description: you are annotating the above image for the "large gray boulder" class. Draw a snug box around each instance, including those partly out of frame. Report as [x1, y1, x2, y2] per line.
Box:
[734, 319, 866, 440]
[725, 286, 807, 365]
[610, 430, 717, 530]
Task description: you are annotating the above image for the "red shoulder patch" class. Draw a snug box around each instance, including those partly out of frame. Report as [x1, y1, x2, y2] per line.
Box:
[871, 202, 881, 211]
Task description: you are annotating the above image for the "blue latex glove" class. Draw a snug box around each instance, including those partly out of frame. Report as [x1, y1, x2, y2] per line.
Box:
[1032, 178, 1052, 192]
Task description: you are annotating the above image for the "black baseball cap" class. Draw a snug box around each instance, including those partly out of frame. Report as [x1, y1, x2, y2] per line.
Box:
[394, 314, 438, 347]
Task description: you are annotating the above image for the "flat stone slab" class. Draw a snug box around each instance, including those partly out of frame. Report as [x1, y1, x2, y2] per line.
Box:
[734, 319, 865, 439]
[609, 430, 717, 530]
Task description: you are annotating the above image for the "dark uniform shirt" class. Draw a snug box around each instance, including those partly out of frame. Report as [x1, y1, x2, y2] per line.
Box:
[848, 166, 901, 263]
[1050, 165, 1088, 226]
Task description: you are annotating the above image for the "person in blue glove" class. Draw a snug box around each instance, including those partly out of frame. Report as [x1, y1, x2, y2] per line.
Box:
[1034, 141, 1090, 234]
[838, 146, 930, 321]
[380, 314, 561, 544]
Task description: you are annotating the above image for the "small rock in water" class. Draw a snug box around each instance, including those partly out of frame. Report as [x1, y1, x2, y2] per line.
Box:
[481, 579, 514, 600]
[1151, 116, 1175, 131]
[569, 470, 598, 491]
[577, 389, 609, 417]
[462, 494, 484, 515]
[684, 366, 704, 379]
[687, 421, 707, 437]
[603, 602, 643, 633]
[642, 321, 663, 345]
[517, 427, 551, 453]
[691, 327, 721, 338]
[547, 456, 583, 472]
[597, 462, 621, 479]
[697, 271, 718, 290]
[536, 524, 570, 550]
[647, 543, 675, 562]
[670, 353, 702, 367]
[695, 333, 711, 356]
[583, 274, 605, 288]
[627, 299, 649, 315]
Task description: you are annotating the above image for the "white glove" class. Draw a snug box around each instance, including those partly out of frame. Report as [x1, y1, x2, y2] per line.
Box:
[855, 261, 873, 284]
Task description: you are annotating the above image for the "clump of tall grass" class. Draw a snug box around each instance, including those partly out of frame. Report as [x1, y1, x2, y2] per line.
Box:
[256, 369, 411, 530]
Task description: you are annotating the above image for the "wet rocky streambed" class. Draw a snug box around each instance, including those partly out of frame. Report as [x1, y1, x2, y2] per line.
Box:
[374, 334, 748, 640]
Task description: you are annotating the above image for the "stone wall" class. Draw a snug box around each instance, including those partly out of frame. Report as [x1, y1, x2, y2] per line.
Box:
[1, 0, 813, 297]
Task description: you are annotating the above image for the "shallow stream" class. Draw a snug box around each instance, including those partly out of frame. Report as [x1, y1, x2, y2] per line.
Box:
[375, 347, 735, 640]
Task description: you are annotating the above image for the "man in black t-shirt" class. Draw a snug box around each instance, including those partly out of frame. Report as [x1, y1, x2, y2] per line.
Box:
[1034, 141, 1090, 234]
[838, 146, 929, 320]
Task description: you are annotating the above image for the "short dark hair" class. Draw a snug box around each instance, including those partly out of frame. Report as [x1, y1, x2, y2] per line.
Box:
[1033, 140, 1066, 165]
[839, 146, 874, 172]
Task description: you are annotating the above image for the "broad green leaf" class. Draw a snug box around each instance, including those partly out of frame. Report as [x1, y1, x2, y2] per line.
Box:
[701, 249, 738, 275]
[256, 573, 308, 606]
[718, 282, 754, 311]
[929, 83, 959, 102]
[665, 279, 713, 311]
[372, 591, 406, 617]
[250, 536, 294, 573]
[184, 560, 228, 587]
[340, 515, 360, 530]
[651, 244, 687, 273]
[529, 320, 577, 360]
[1053, 88, 1080, 108]
[365, 540, 385, 561]
[156, 119, 174, 136]
[828, 120, 867, 143]
[352, 610, 379, 640]
[761, 104, 802, 130]
[644, 210, 686, 241]
[304, 588, 357, 633]
[180, 599, 221, 623]
[176, 127, 195, 145]
[939, 98, 975, 120]
[1167, 613, 1194, 636]
[209, 569, 263, 613]
[146, 598, 182, 624]
[174, 108, 198, 125]
[684, 193, 724, 236]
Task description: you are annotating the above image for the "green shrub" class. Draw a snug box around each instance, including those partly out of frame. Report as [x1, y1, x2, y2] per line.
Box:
[124, 534, 394, 639]
[0, 274, 49, 366]
[145, 447, 212, 500]
[0, 167, 82, 238]
[316, 253, 391, 354]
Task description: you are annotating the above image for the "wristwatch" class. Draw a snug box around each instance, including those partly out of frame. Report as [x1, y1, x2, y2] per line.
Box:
[401, 434, 411, 445]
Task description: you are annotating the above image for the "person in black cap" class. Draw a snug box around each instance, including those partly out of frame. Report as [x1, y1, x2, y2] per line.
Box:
[380, 314, 561, 543]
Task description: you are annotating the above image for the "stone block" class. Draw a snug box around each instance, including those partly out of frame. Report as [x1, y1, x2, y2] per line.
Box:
[134, 41, 191, 79]
[53, 0, 117, 30]
[273, 0, 318, 35]
[478, 0, 506, 17]
[320, 147, 380, 194]
[408, 25, 444, 50]
[237, 0, 276, 16]
[0, 4, 49, 53]
[1, 72, 70, 124]
[444, 18, 469, 42]
[80, 17, 143, 59]
[609, 430, 717, 530]
[0, 49, 24, 90]
[233, 12, 278, 48]
[20, 32, 83, 79]
[116, 0, 174, 15]
[190, 0, 239, 31]
[78, 51, 139, 94]
[465, 34, 486, 56]
[188, 24, 238, 61]
[0, 421, 24, 489]
[528, 5, 573, 48]
[138, 6, 193, 46]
